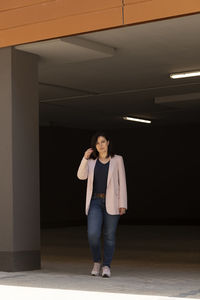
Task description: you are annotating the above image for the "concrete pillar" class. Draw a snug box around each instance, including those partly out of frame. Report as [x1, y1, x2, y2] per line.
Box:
[0, 47, 40, 271]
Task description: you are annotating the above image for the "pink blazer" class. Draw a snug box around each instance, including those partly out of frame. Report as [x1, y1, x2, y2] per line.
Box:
[77, 154, 128, 215]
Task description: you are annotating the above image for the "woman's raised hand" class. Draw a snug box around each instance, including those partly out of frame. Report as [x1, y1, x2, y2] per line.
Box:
[84, 148, 93, 160]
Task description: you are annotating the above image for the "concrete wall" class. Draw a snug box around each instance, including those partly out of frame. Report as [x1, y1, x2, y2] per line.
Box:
[0, 0, 200, 48]
[39, 125, 200, 228]
[0, 47, 40, 271]
[0, 48, 13, 250]
[12, 49, 40, 251]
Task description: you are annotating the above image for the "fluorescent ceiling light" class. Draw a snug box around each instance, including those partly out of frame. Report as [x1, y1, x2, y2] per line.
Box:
[123, 116, 151, 124]
[170, 71, 200, 79]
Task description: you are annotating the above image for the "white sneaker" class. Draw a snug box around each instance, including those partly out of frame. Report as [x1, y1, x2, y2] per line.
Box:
[102, 266, 111, 278]
[91, 262, 101, 276]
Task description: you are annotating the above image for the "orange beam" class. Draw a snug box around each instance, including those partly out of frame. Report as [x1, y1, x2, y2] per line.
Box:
[0, 0, 200, 48]
[0, 0, 123, 48]
[124, 0, 200, 25]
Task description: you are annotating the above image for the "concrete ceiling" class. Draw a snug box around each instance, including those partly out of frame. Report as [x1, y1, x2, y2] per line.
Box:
[15, 13, 200, 129]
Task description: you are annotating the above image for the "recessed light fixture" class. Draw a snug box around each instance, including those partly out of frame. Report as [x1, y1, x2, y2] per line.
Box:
[170, 71, 200, 79]
[123, 116, 151, 124]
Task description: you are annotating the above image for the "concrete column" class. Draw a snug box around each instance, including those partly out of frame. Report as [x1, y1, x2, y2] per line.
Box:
[0, 47, 40, 271]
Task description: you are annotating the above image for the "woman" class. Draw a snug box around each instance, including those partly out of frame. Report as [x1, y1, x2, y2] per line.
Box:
[77, 131, 127, 278]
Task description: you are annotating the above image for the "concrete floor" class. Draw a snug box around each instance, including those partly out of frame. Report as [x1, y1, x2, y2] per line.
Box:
[0, 225, 200, 299]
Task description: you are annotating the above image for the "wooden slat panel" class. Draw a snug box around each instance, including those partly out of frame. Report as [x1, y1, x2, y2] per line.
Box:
[2, 0, 199, 49]
[0, 7, 122, 48]
[0, 0, 52, 11]
[124, 0, 200, 24]
[0, 0, 122, 30]
[125, 0, 152, 3]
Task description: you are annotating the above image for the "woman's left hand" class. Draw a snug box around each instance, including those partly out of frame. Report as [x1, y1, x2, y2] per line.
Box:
[119, 207, 126, 215]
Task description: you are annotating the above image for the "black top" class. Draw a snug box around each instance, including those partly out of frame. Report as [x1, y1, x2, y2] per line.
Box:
[92, 158, 110, 195]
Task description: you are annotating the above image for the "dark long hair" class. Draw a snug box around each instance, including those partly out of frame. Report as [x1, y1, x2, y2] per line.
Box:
[90, 131, 115, 159]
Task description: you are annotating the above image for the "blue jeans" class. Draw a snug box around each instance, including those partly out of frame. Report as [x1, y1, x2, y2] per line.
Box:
[87, 196, 120, 268]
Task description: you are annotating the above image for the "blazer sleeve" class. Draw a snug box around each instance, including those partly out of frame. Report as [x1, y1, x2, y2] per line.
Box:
[77, 156, 89, 180]
[118, 156, 128, 209]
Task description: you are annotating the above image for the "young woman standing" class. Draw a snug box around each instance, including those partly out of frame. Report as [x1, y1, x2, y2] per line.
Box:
[77, 131, 127, 278]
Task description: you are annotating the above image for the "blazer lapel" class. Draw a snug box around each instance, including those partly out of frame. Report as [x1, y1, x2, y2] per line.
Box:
[107, 156, 114, 186]
[90, 158, 97, 186]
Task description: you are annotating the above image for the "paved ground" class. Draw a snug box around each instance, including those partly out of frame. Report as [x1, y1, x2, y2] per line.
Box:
[0, 225, 200, 299]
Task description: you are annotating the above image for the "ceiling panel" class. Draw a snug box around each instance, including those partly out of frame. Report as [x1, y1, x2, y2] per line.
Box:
[15, 13, 200, 128]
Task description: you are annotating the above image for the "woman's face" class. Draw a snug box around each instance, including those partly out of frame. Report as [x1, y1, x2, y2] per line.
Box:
[95, 136, 109, 155]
